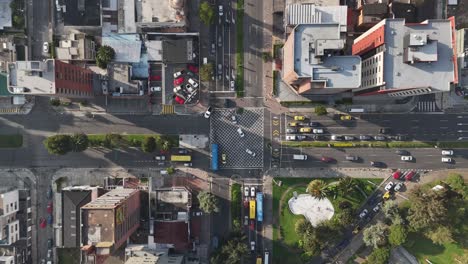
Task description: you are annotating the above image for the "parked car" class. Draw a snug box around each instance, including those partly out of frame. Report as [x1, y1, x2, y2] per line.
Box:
[188, 78, 199, 88]
[299, 127, 311, 133]
[344, 135, 355, 141]
[395, 149, 409, 155]
[441, 150, 454, 156]
[149, 75, 162, 81]
[371, 161, 385, 167]
[246, 149, 256, 157]
[174, 96, 185, 104]
[184, 163, 192, 167]
[394, 182, 404, 192]
[321, 156, 335, 163]
[150, 86, 161, 92]
[221, 153, 227, 164]
[187, 64, 199, 73]
[441, 157, 452, 163]
[43, 42, 49, 53]
[286, 128, 298, 133]
[47, 249, 52, 259]
[250, 187, 256, 197]
[373, 203, 382, 213]
[395, 135, 408, 141]
[340, 115, 352, 121]
[313, 128, 324, 134]
[401, 156, 413, 161]
[309, 122, 320, 127]
[392, 171, 401, 180]
[237, 128, 245, 137]
[218, 5, 223, 16]
[244, 186, 249, 197]
[294, 115, 306, 121]
[359, 135, 372, 140]
[230, 80, 235, 91]
[244, 216, 248, 226]
[173, 71, 183, 78]
[178, 149, 189, 154]
[374, 135, 386, 141]
[384, 181, 394, 191]
[204, 106, 212, 118]
[40, 218, 47, 229]
[173, 86, 182, 93]
[288, 122, 298, 127]
[285, 135, 296, 141]
[383, 191, 391, 200]
[331, 135, 342, 141]
[405, 171, 416, 181]
[359, 209, 368, 219]
[47, 214, 53, 225]
[296, 135, 307, 141]
[174, 77, 184, 86]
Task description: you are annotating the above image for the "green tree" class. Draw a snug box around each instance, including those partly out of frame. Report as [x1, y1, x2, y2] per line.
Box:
[307, 179, 330, 200]
[314, 105, 327, 116]
[44, 135, 72, 155]
[199, 1, 215, 25]
[104, 133, 125, 148]
[262, 52, 272, 62]
[295, 218, 309, 234]
[338, 177, 357, 196]
[50, 98, 60, 106]
[407, 187, 448, 231]
[200, 63, 214, 81]
[71, 133, 89, 152]
[382, 200, 399, 219]
[425, 226, 455, 245]
[96, 45, 115, 69]
[161, 140, 171, 151]
[388, 224, 408, 246]
[363, 222, 388, 248]
[367, 247, 390, 264]
[166, 166, 175, 174]
[212, 235, 248, 264]
[337, 208, 355, 226]
[198, 191, 220, 213]
[141, 136, 156, 153]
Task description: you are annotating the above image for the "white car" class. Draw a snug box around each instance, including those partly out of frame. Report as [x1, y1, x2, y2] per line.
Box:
[373, 203, 381, 213]
[441, 150, 454, 156]
[250, 241, 255, 251]
[150, 86, 161, 92]
[394, 182, 404, 192]
[250, 187, 256, 197]
[285, 135, 296, 141]
[173, 71, 183, 78]
[246, 149, 256, 157]
[231, 115, 237, 124]
[230, 81, 235, 91]
[244, 216, 248, 225]
[441, 157, 452, 163]
[185, 84, 195, 94]
[188, 78, 199, 88]
[313, 128, 324, 134]
[244, 186, 249, 197]
[43, 42, 49, 53]
[384, 181, 394, 191]
[173, 86, 182, 93]
[237, 128, 245, 137]
[359, 209, 368, 219]
[401, 156, 413, 161]
[218, 5, 223, 16]
[204, 106, 212, 118]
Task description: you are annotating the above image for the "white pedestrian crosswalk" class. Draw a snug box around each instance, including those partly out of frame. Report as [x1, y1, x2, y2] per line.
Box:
[416, 101, 439, 112]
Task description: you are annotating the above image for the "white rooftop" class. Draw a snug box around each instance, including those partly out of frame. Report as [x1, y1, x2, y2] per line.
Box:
[294, 24, 361, 88]
[102, 33, 142, 63]
[286, 4, 347, 32]
[146, 40, 163, 61]
[383, 19, 455, 91]
[7, 60, 56, 95]
[0, 0, 12, 30]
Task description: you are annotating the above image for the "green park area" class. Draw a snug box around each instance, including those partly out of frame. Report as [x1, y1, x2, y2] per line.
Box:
[272, 177, 383, 264]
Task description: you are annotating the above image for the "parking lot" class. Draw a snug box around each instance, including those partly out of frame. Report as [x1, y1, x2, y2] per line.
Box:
[210, 108, 264, 168]
[165, 64, 200, 105]
[148, 63, 163, 105]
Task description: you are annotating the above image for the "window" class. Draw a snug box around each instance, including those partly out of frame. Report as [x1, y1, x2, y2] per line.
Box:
[14, 202, 17, 210]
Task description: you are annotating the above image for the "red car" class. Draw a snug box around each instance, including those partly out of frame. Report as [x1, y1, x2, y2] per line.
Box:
[405, 171, 415, 181]
[187, 64, 199, 73]
[174, 77, 184, 86]
[174, 96, 185, 104]
[47, 201, 53, 214]
[321, 156, 334, 163]
[39, 218, 47, 229]
[149, 75, 161, 81]
[243, 199, 249, 208]
[249, 220, 255, 231]
[393, 171, 401, 180]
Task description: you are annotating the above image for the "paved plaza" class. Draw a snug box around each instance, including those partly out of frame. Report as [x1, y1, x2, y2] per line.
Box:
[210, 108, 264, 168]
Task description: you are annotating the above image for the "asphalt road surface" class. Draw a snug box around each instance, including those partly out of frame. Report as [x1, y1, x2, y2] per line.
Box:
[28, 0, 50, 60]
[283, 113, 468, 141]
[281, 147, 468, 170]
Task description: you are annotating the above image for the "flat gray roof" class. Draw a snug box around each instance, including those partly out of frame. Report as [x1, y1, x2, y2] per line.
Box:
[294, 24, 361, 88]
[0, 0, 12, 30]
[383, 19, 455, 91]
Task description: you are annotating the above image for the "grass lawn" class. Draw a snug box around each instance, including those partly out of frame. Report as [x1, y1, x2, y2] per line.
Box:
[87, 134, 178, 149]
[0, 134, 23, 148]
[272, 177, 383, 264]
[57, 247, 80, 264]
[404, 232, 466, 264]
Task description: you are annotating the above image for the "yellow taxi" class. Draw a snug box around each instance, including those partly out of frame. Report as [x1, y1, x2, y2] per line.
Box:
[294, 115, 306, 121]
[383, 191, 391, 200]
[299, 127, 312, 133]
[289, 122, 298, 127]
[340, 115, 352, 121]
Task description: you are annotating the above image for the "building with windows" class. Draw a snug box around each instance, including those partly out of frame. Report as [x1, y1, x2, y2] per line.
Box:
[6, 60, 94, 98]
[352, 17, 458, 96]
[80, 188, 140, 262]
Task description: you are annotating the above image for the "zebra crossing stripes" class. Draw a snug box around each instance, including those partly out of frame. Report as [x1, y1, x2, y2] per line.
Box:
[161, 105, 175, 115]
[0, 108, 20, 113]
[415, 101, 439, 112]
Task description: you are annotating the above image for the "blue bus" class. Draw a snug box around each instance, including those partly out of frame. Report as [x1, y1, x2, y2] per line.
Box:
[211, 144, 219, 171]
[256, 192, 263, 222]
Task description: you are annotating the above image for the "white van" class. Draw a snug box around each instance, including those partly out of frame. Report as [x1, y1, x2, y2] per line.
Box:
[293, 154, 307, 160]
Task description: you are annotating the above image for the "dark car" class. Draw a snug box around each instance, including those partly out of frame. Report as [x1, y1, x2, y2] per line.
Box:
[47, 186, 53, 200]
[47, 214, 53, 225]
[321, 157, 335, 163]
[312, 135, 325, 141]
[286, 128, 298, 133]
[374, 135, 386, 141]
[48, 239, 53, 249]
[395, 149, 409, 155]
[296, 135, 308, 141]
[359, 135, 372, 141]
[379, 128, 390, 134]
[309, 122, 320, 127]
[371, 161, 385, 168]
[395, 135, 408, 141]
[178, 149, 189, 154]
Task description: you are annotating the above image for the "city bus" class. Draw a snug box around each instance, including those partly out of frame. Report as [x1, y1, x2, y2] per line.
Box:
[256, 257, 262, 264]
[256, 192, 263, 222]
[170, 155, 191, 162]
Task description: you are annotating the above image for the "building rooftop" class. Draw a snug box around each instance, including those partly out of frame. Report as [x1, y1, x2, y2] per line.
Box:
[286, 4, 347, 32]
[362, 3, 388, 15]
[56, 33, 96, 61]
[0, 72, 11, 96]
[7, 60, 56, 94]
[63, 0, 101, 26]
[136, 0, 186, 29]
[293, 24, 361, 89]
[0, 0, 12, 30]
[146, 40, 163, 61]
[162, 38, 195, 64]
[154, 221, 189, 252]
[102, 33, 142, 63]
[82, 188, 137, 209]
[383, 19, 454, 91]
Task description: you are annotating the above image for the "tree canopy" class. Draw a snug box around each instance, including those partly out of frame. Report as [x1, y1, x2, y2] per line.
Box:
[44, 135, 72, 155]
[141, 136, 156, 153]
[210, 235, 248, 264]
[199, 2, 215, 25]
[96, 45, 115, 69]
[366, 247, 390, 264]
[363, 222, 388, 248]
[198, 191, 220, 213]
[200, 63, 214, 81]
[407, 186, 448, 231]
[307, 179, 330, 199]
[388, 224, 408, 246]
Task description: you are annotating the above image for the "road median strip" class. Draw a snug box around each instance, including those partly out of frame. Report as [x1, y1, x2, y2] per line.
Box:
[282, 141, 468, 148]
[0, 134, 23, 148]
[235, 0, 244, 97]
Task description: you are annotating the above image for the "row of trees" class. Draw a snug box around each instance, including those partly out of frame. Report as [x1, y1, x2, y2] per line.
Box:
[43, 134, 89, 155]
[306, 177, 361, 200]
[362, 173, 468, 264]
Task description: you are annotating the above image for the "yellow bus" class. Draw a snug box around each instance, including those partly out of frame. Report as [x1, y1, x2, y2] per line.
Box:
[249, 200, 256, 219]
[170, 155, 191, 162]
[256, 257, 262, 264]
